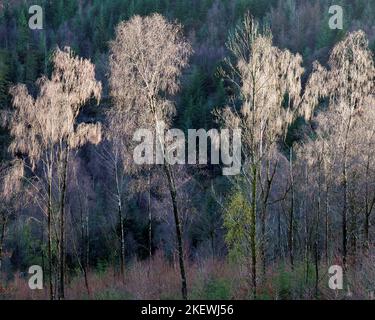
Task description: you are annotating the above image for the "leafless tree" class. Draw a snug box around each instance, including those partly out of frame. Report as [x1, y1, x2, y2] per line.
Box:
[9, 47, 101, 299]
[216, 13, 304, 297]
[0, 159, 23, 275]
[109, 14, 192, 299]
[302, 31, 375, 271]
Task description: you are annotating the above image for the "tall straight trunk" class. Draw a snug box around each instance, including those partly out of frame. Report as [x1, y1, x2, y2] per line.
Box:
[325, 176, 329, 265]
[79, 197, 90, 296]
[288, 148, 294, 270]
[210, 231, 215, 259]
[118, 198, 125, 281]
[315, 160, 322, 298]
[314, 241, 319, 298]
[363, 150, 374, 252]
[248, 82, 257, 299]
[58, 146, 69, 300]
[314, 189, 320, 298]
[260, 203, 266, 279]
[349, 193, 357, 265]
[147, 171, 152, 278]
[304, 210, 309, 284]
[148, 172, 152, 260]
[342, 114, 353, 272]
[85, 210, 90, 294]
[152, 104, 187, 299]
[164, 163, 188, 300]
[250, 164, 257, 299]
[364, 212, 370, 251]
[114, 159, 125, 281]
[41, 223, 45, 288]
[47, 172, 54, 300]
[342, 153, 348, 272]
[277, 208, 282, 259]
[0, 213, 6, 274]
[304, 166, 309, 284]
[260, 161, 272, 280]
[363, 194, 375, 255]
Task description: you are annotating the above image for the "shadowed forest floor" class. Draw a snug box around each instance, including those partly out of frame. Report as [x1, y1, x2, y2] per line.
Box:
[2, 252, 375, 300]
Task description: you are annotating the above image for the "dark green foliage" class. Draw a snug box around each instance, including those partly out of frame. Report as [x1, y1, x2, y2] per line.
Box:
[0, 50, 10, 107]
[235, 0, 278, 20]
[179, 66, 208, 130]
[200, 278, 232, 300]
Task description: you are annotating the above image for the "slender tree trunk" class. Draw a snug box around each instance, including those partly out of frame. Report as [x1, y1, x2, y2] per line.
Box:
[315, 159, 322, 298]
[349, 193, 357, 265]
[151, 103, 187, 299]
[148, 171, 152, 260]
[325, 175, 329, 265]
[59, 145, 69, 300]
[260, 161, 272, 280]
[118, 199, 125, 281]
[288, 148, 295, 270]
[250, 164, 257, 299]
[363, 193, 375, 255]
[304, 165, 309, 284]
[314, 241, 319, 298]
[114, 159, 125, 282]
[342, 154, 348, 272]
[41, 223, 45, 288]
[277, 208, 282, 259]
[364, 151, 373, 253]
[260, 204, 266, 279]
[82, 238, 90, 296]
[260, 160, 277, 280]
[364, 212, 370, 251]
[304, 209, 309, 284]
[342, 115, 353, 272]
[314, 182, 320, 298]
[147, 171, 152, 278]
[85, 210, 90, 294]
[0, 212, 6, 274]
[210, 231, 215, 260]
[47, 171, 54, 300]
[164, 163, 188, 300]
[79, 197, 90, 296]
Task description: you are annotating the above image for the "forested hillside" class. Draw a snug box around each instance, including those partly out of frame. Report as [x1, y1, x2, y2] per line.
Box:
[0, 0, 374, 300]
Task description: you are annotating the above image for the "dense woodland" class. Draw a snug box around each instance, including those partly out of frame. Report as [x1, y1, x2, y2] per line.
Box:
[0, 0, 374, 300]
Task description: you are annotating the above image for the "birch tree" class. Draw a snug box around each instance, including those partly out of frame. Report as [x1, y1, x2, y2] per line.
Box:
[302, 31, 375, 271]
[9, 47, 101, 299]
[109, 14, 192, 300]
[217, 14, 304, 297]
[0, 159, 23, 275]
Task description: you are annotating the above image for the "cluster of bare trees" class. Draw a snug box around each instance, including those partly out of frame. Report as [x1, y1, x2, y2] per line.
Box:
[220, 16, 374, 298]
[2, 13, 193, 300]
[1, 12, 374, 300]
[217, 15, 304, 298]
[294, 30, 375, 287]
[7, 48, 101, 299]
